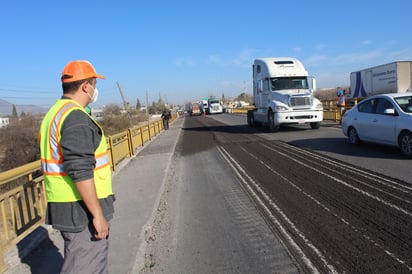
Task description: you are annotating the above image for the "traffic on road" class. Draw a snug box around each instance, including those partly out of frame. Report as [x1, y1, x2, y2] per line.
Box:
[144, 113, 412, 273]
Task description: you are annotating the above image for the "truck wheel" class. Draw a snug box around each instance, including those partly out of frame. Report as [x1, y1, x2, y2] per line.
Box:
[268, 110, 279, 132]
[247, 110, 255, 126]
[399, 131, 412, 158]
[310, 122, 321, 129]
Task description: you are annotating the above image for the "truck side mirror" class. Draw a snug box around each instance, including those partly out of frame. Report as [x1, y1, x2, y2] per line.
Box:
[308, 77, 316, 91]
[257, 80, 263, 93]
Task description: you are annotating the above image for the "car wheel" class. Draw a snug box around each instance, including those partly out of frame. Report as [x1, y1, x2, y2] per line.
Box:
[348, 126, 360, 145]
[310, 122, 321, 129]
[399, 131, 412, 158]
[268, 110, 279, 132]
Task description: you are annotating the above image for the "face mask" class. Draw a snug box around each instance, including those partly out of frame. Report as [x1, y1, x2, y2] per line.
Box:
[87, 85, 99, 104]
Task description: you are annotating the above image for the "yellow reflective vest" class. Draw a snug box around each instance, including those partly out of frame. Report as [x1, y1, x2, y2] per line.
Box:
[39, 99, 113, 202]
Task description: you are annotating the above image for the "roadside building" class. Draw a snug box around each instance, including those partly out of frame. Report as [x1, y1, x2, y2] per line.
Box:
[0, 117, 9, 128]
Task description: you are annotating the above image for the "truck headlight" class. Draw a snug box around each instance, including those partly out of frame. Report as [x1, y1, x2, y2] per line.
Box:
[276, 105, 288, 111]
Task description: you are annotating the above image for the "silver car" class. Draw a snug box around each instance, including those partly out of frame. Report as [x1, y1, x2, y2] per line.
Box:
[341, 93, 412, 158]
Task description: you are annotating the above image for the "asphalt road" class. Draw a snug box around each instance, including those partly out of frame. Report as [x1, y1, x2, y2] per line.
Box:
[142, 114, 412, 273]
[212, 114, 411, 184]
[8, 114, 411, 273]
[141, 115, 298, 273]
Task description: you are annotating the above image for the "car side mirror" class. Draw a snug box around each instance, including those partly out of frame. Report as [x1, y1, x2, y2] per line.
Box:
[384, 108, 396, 115]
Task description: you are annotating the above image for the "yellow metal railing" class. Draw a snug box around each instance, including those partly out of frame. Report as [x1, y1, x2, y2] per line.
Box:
[0, 160, 45, 273]
[128, 126, 144, 153]
[108, 131, 132, 171]
[0, 114, 175, 271]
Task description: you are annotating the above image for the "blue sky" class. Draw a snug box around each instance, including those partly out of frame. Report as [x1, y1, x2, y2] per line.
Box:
[0, 0, 410, 108]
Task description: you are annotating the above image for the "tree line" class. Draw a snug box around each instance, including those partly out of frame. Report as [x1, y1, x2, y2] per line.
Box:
[0, 98, 171, 173]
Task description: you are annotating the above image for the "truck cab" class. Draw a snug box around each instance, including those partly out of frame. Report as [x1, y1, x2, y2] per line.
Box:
[207, 98, 223, 114]
[248, 57, 323, 131]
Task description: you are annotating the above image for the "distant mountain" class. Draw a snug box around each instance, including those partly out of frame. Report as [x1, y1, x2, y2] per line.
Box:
[0, 98, 48, 116]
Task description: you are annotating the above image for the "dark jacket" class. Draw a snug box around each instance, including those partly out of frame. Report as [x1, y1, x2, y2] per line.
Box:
[161, 110, 171, 120]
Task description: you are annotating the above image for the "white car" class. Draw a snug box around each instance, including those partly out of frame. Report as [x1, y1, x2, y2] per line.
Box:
[341, 93, 412, 158]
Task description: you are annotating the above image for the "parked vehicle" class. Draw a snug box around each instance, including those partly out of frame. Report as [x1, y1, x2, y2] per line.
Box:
[247, 57, 323, 131]
[349, 61, 412, 99]
[341, 93, 412, 157]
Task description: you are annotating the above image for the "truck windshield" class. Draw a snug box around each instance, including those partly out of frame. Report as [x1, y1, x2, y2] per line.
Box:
[270, 77, 308, 91]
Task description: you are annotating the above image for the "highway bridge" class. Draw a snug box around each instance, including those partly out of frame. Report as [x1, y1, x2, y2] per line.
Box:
[2, 113, 412, 273]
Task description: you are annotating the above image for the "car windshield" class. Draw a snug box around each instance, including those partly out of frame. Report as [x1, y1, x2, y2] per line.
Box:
[270, 77, 308, 91]
[394, 95, 412, 113]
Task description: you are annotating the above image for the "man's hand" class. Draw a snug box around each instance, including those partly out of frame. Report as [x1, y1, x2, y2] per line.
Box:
[93, 213, 109, 240]
[75, 178, 109, 240]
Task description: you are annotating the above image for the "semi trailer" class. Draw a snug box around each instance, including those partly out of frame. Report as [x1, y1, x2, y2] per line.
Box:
[349, 61, 412, 99]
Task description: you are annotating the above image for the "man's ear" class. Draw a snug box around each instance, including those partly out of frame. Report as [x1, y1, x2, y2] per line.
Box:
[81, 82, 89, 93]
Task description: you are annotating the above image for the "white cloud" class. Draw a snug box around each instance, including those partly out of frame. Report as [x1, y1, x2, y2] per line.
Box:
[333, 49, 384, 65]
[386, 48, 412, 60]
[294, 47, 302, 52]
[309, 46, 412, 88]
[231, 48, 258, 66]
[204, 49, 259, 67]
[314, 44, 328, 50]
[385, 40, 398, 46]
[304, 55, 328, 67]
[206, 54, 224, 65]
[360, 40, 372, 46]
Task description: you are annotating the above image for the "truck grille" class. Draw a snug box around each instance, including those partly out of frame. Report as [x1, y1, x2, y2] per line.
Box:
[290, 96, 312, 107]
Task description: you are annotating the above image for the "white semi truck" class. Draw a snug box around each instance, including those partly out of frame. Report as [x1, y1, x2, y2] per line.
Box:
[247, 57, 323, 131]
[349, 61, 412, 99]
[207, 97, 223, 114]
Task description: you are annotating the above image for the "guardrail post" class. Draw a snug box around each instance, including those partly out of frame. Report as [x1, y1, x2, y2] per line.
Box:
[139, 126, 144, 147]
[127, 129, 133, 157]
[108, 136, 115, 172]
[155, 121, 160, 134]
[0, 243, 9, 273]
[147, 123, 151, 140]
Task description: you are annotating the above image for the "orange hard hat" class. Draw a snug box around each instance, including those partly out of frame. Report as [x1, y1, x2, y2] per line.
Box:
[61, 60, 105, 83]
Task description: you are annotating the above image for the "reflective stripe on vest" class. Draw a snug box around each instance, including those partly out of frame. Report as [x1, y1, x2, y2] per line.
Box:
[41, 152, 110, 175]
[39, 99, 112, 202]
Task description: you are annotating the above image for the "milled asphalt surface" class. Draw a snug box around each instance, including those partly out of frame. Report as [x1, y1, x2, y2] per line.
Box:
[4, 117, 184, 274]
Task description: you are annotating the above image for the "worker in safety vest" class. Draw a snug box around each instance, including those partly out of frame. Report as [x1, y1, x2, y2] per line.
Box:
[39, 60, 115, 273]
[337, 89, 346, 123]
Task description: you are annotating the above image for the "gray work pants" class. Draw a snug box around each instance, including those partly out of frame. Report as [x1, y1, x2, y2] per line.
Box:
[60, 224, 109, 274]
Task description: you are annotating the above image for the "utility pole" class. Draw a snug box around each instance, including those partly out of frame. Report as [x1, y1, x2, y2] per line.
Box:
[146, 90, 149, 117]
[146, 90, 149, 124]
